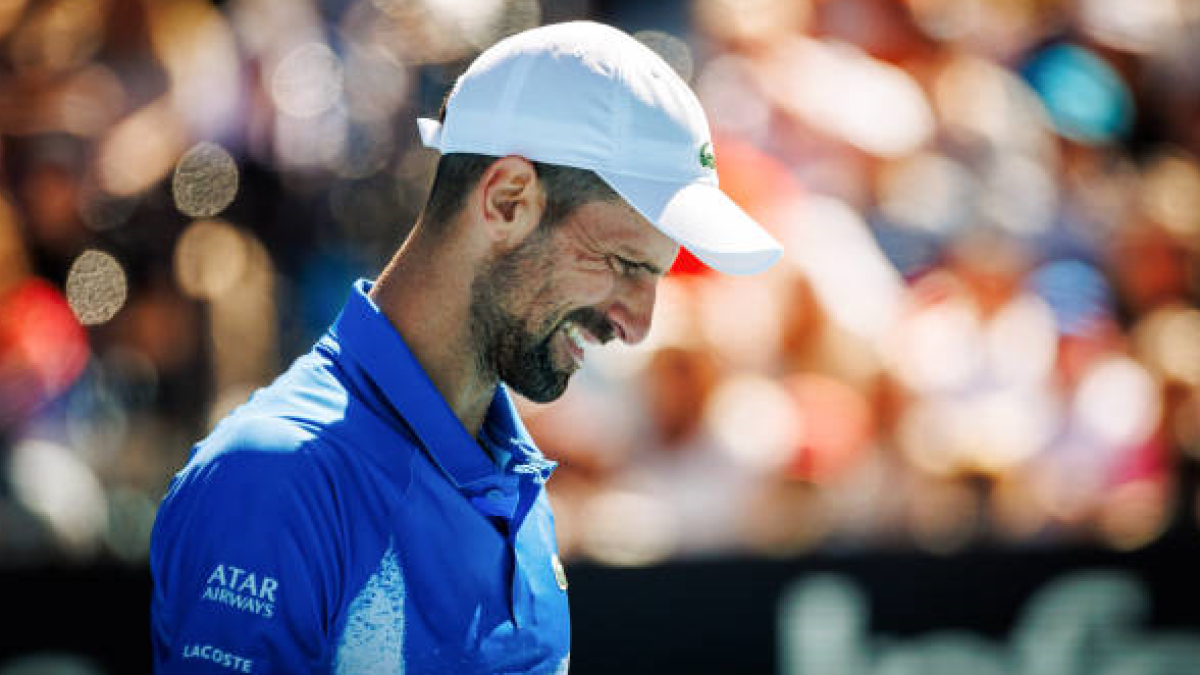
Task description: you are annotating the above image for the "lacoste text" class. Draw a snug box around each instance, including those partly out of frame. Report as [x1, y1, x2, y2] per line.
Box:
[182, 644, 253, 672]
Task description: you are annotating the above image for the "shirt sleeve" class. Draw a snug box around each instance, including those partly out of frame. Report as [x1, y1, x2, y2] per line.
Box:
[151, 431, 344, 674]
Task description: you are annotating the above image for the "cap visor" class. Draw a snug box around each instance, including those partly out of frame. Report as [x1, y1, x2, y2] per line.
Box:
[596, 172, 783, 275]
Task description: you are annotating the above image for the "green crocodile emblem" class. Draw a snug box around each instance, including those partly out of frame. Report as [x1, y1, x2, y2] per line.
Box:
[699, 141, 715, 169]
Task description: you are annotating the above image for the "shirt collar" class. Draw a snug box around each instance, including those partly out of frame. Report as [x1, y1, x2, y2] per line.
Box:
[480, 386, 558, 485]
[331, 279, 556, 489]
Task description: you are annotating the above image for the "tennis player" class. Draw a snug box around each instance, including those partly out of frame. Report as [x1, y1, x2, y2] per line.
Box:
[150, 20, 781, 674]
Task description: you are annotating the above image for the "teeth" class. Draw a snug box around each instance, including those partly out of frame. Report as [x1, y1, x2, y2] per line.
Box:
[564, 322, 586, 351]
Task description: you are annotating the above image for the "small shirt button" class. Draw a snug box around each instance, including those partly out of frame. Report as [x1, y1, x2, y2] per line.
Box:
[485, 488, 506, 501]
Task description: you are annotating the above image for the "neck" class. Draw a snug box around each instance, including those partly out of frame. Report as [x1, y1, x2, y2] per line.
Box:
[369, 225, 496, 438]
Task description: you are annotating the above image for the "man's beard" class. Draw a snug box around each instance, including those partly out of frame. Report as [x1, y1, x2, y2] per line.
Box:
[468, 228, 613, 403]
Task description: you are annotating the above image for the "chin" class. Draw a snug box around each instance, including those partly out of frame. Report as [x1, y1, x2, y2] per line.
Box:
[506, 370, 572, 404]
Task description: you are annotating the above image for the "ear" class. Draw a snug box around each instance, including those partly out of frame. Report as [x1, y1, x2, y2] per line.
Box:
[476, 155, 545, 247]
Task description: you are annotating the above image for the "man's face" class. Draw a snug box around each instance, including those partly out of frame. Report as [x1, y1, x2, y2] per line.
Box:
[470, 198, 679, 402]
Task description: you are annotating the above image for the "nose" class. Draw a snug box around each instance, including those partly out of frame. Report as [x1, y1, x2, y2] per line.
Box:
[604, 276, 658, 345]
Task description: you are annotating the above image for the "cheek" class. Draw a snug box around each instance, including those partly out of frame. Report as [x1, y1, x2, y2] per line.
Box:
[510, 235, 618, 324]
[555, 264, 616, 307]
[536, 249, 617, 307]
[518, 269, 613, 332]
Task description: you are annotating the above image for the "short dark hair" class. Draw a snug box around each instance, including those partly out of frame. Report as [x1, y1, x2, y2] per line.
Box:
[419, 99, 618, 232]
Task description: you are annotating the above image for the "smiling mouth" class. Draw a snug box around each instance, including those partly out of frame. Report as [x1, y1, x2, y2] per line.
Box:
[561, 321, 586, 367]
[558, 319, 600, 368]
[550, 308, 616, 370]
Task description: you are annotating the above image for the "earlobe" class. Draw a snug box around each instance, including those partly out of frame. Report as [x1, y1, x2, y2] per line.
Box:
[480, 156, 544, 245]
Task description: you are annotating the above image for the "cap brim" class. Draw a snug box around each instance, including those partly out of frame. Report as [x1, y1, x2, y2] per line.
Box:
[596, 172, 783, 275]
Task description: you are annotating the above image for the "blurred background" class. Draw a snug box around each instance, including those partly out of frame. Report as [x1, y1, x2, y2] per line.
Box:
[1, 0, 1199, 672]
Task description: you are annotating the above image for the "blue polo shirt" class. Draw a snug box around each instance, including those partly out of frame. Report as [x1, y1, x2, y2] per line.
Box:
[150, 280, 570, 674]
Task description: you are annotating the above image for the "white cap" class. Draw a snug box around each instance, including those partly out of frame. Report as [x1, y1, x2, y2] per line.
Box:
[417, 21, 783, 275]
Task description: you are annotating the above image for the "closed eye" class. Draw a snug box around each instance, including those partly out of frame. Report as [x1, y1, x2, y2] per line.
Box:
[612, 255, 664, 278]
[611, 255, 636, 276]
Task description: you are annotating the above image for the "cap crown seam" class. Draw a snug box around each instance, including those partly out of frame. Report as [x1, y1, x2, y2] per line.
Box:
[495, 47, 536, 147]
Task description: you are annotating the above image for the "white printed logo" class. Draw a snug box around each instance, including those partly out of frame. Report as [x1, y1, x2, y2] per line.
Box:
[182, 644, 254, 672]
[201, 564, 278, 619]
[551, 554, 568, 591]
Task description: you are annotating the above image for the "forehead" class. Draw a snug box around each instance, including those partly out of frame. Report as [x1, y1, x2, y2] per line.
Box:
[559, 198, 679, 267]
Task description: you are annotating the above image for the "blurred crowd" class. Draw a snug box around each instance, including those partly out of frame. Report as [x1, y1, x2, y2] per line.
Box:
[0, 0, 1198, 567]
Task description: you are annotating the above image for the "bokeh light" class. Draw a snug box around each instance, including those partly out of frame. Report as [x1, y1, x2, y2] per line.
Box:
[52, 64, 127, 137]
[195, 226, 278, 397]
[963, 389, 1056, 473]
[772, 37, 934, 157]
[1133, 305, 1200, 386]
[579, 491, 677, 566]
[96, 100, 186, 197]
[696, 273, 785, 371]
[8, 0, 105, 75]
[0, 0, 28, 42]
[174, 219, 248, 300]
[274, 106, 348, 170]
[271, 42, 343, 119]
[416, 0, 543, 52]
[986, 294, 1058, 388]
[354, 0, 472, 65]
[934, 53, 1057, 160]
[905, 0, 984, 42]
[708, 375, 800, 472]
[695, 55, 771, 143]
[978, 152, 1057, 235]
[342, 41, 410, 122]
[1028, 260, 1114, 337]
[1078, 0, 1187, 55]
[1096, 480, 1169, 551]
[782, 196, 905, 344]
[65, 249, 128, 326]
[148, 0, 241, 140]
[785, 374, 873, 483]
[1140, 150, 1200, 240]
[172, 142, 239, 218]
[1023, 43, 1134, 145]
[890, 283, 982, 394]
[695, 0, 811, 46]
[9, 439, 107, 555]
[1073, 356, 1161, 448]
[879, 152, 979, 236]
